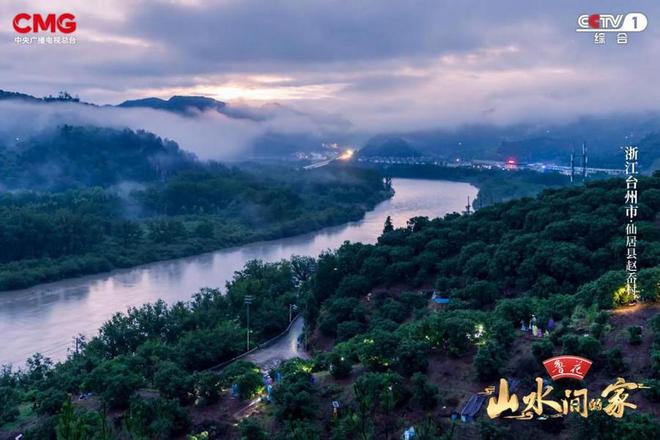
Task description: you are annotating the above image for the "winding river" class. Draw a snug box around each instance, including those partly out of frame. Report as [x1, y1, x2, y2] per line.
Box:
[0, 178, 477, 366]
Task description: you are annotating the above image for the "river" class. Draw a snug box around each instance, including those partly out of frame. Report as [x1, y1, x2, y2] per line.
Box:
[0, 178, 477, 366]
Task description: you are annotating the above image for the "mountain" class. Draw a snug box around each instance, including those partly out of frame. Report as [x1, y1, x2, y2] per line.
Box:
[358, 136, 421, 157]
[0, 89, 83, 104]
[117, 95, 226, 116]
[368, 113, 660, 168]
[0, 125, 198, 191]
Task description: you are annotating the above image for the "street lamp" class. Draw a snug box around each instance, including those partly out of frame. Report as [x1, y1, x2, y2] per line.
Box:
[289, 304, 298, 323]
[245, 295, 254, 351]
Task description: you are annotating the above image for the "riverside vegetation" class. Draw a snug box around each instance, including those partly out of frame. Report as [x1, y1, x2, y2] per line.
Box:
[1, 174, 658, 439]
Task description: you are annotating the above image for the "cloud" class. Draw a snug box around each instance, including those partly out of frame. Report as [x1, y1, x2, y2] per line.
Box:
[1, 0, 659, 135]
[0, 99, 354, 160]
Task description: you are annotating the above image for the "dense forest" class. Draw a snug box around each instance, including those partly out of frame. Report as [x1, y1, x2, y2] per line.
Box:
[1, 174, 658, 439]
[0, 126, 197, 191]
[0, 163, 390, 290]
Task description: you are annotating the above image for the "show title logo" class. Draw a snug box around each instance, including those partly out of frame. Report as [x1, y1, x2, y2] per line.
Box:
[485, 355, 648, 420]
[12, 13, 77, 45]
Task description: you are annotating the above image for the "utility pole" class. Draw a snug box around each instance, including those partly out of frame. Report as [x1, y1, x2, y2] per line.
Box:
[244, 295, 254, 351]
[570, 144, 575, 183]
[582, 142, 587, 180]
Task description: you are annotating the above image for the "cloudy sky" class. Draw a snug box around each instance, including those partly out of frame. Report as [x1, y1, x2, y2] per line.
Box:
[1, 0, 659, 133]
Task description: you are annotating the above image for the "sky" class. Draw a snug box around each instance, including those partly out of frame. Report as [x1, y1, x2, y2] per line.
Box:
[1, 0, 659, 134]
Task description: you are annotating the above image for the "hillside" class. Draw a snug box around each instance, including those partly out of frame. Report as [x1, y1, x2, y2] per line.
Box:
[0, 163, 391, 290]
[117, 96, 228, 117]
[359, 136, 421, 158]
[1, 175, 657, 439]
[0, 125, 197, 191]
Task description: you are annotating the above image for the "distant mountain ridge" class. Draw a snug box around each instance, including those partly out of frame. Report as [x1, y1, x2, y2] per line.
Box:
[117, 95, 226, 116]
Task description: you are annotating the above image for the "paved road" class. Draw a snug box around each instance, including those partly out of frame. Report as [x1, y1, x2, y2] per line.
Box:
[244, 316, 308, 370]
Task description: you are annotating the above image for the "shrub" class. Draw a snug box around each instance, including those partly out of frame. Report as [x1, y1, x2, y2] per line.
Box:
[474, 342, 506, 381]
[396, 339, 431, 376]
[576, 336, 602, 360]
[627, 326, 643, 345]
[561, 334, 579, 354]
[531, 340, 554, 363]
[221, 361, 264, 401]
[411, 373, 439, 410]
[328, 351, 352, 379]
[604, 348, 626, 375]
[125, 396, 189, 440]
[153, 361, 195, 404]
[194, 371, 221, 406]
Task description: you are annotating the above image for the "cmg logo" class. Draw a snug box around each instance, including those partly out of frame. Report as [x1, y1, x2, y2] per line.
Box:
[13, 13, 77, 34]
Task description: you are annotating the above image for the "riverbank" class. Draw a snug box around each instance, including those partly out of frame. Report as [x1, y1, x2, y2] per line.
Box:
[0, 178, 477, 366]
[358, 163, 573, 207]
[0, 165, 392, 291]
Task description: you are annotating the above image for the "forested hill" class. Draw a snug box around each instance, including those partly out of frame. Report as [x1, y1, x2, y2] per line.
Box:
[0, 175, 657, 439]
[0, 164, 391, 290]
[0, 125, 197, 191]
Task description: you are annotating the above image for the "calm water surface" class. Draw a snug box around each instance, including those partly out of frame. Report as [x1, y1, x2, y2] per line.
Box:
[0, 178, 477, 365]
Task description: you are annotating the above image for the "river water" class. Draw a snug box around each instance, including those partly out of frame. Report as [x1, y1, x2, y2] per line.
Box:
[0, 178, 477, 366]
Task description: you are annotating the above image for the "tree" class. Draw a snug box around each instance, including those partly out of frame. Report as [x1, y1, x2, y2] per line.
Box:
[83, 357, 144, 409]
[627, 326, 643, 345]
[194, 371, 221, 405]
[55, 398, 94, 440]
[357, 330, 400, 371]
[397, 339, 430, 376]
[411, 373, 439, 410]
[477, 419, 509, 440]
[576, 336, 602, 360]
[0, 385, 19, 425]
[125, 396, 189, 440]
[531, 340, 554, 363]
[474, 342, 506, 381]
[383, 216, 394, 233]
[239, 418, 268, 440]
[221, 361, 264, 401]
[329, 351, 353, 379]
[153, 361, 194, 404]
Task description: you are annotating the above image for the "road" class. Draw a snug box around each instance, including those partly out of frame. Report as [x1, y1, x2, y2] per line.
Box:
[244, 316, 308, 370]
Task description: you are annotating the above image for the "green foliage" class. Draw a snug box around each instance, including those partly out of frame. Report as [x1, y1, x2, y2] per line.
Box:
[605, 348, 627, 375]
[574, 411, 659, 440]
[239, 418, 268, 440]
[277, 420, 321, 440]
[193, 372, 221, 406]
[328, 351, 353, 379]
[153, 361, 194, 404]
[0, 385, 19, 425]
[83, 357, 144, 409]
[627, 326, 643, 345]
[55, 398, 95, 440]
[0, 164, 389, 290]
[221, 361, 264, 401]
[642, 378, 660, 402]
[531, 340, 554, 363]
[477, 419, 509, 440]
[474, 341, 506, 381]
[272, 362, 317, 421]
[124, 396, 189, 440]
[357, 329, 400, 371]
[411, 373, 439, 410]
[396, 339, 431, 376]
[576, 336, 602, 360]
